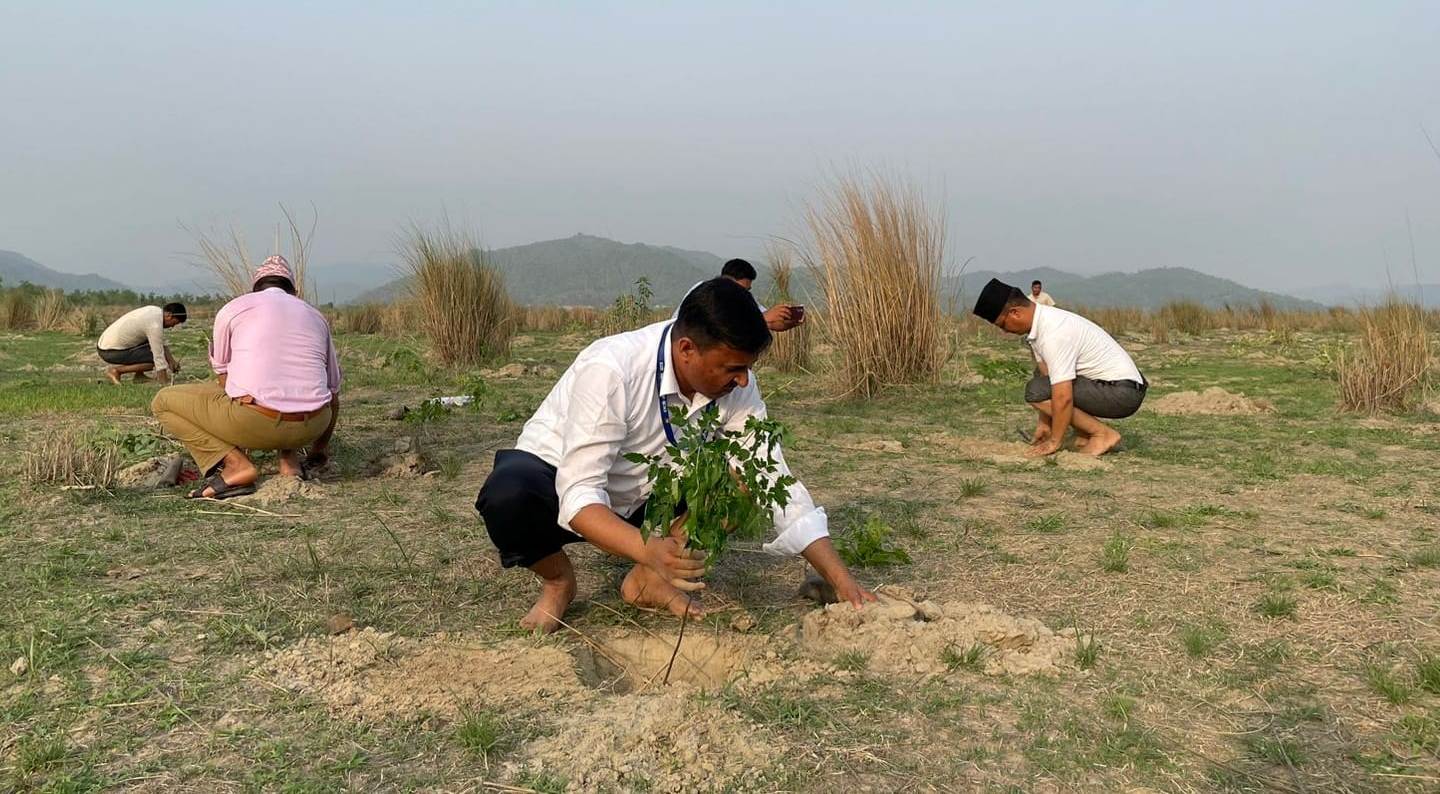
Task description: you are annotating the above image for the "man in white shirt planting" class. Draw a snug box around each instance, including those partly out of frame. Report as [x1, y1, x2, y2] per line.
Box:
[97, 303, 187, 384]
[974, 278, 1146, 458]
[476, 277, 873, 633]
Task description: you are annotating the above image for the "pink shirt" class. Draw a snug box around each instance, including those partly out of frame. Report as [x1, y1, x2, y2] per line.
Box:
[209, 288, 342, 413]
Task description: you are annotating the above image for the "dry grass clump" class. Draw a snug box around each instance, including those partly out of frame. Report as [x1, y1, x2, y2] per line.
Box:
[518, 305, 603, 332]
[382, 299, 420, 336]
[338, 303, 385, 334]
[1076, 305, 1144, 336]
[1336, 297, 1433, 414]
[1158, 300, 1210, 335]
[0, 290, 35, 330]
[801, 173, 948, 397]
[22, 429, 122, 488]
[32, 289, 69, 330]
[763, 244, 812, 371]
[188, 204, 314, 299]
[402, 223, 515, 366]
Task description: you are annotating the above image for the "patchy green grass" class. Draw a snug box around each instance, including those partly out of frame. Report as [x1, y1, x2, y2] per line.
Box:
[1253, 592, 1298, 620]
[1099, 532, 1132, 573]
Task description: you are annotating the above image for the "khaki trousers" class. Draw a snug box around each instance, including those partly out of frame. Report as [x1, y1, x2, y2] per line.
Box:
[151, 382, 332, 474]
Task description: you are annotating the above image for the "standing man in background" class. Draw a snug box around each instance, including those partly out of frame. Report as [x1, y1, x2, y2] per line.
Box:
[1029, 280, 1056, 307]
[97, 302, 187, 384]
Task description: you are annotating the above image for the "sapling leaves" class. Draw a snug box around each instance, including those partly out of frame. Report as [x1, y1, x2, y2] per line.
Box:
[626, 406, 795, 567]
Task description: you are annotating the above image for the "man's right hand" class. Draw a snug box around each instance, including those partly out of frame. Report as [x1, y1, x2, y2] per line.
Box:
[764, 304, 801, 332]
[642, 534, 707, 592]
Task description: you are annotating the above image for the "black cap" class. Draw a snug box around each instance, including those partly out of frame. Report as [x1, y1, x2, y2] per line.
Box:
[972, 278, 1017, 323]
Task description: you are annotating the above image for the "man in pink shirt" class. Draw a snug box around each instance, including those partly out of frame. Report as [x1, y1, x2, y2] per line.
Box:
[152, 256, 342, 499]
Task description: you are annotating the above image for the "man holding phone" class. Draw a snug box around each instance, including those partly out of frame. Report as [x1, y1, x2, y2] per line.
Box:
[675, 258, 805, 333]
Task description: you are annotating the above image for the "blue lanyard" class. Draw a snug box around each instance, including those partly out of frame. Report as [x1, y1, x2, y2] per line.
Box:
[656, 323, 715, 447]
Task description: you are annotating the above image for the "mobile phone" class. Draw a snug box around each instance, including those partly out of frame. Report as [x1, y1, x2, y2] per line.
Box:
[792, 305, 805, 323]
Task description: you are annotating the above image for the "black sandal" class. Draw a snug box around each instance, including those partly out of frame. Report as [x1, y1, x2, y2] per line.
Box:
[186, 473, 256, 500]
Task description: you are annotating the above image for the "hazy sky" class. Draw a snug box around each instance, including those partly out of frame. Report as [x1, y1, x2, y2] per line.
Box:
[3, 1, 1439, 291]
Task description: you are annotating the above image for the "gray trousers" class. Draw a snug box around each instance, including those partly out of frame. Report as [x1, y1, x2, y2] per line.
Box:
[1025, 372, 1146, 419]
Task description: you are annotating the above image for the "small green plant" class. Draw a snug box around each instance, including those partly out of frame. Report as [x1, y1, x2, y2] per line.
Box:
[941, 642, 987, 672]
[1365, 664, 1414, 705]
[974, 358, 1030, 379]
[603, 276, 654, 335]
[455, 707, 510, 765]
[1416, 652, 1440, 694]
[626, 407, 794, 566]
[513, 769, 567, 794]
[1140, 510, 1178, 529]
[959, 478, 987, 498]
[1075, 632, 1101, 670]
[1179, 624, 1226, 658]
[404, 399, 451, 425]
[835, 515, 912, 568]
[833, 650, 869, 672]
[439, 454, 463, 480]
[1243, 734, 1308, 767]
[1099, 532, 1132, 573]
[1026, 514, 1066, 534]
[1254, 592, 1298, 620]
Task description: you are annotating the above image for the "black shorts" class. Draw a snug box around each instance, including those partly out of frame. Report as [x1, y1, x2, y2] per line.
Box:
[475, 449, 649, 569]
[97, 343, 153, 366]
[1025, 372, 1147, 419]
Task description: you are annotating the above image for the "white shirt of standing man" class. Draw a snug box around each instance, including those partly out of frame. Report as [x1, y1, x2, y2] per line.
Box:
[515, 320, 828, 556]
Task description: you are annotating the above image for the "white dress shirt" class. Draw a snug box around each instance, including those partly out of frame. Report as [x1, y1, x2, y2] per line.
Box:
[1027, 304, 1143, 385]
[515, 320, 828, 557]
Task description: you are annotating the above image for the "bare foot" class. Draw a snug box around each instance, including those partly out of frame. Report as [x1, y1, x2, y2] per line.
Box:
[621, 565, 706, 620]
[1084, 427, 1122, 457]
[520, 574, 577, 633]
[278, 450, 303, 478]
[1072, 432, 1091, 451]
[105, 368, 121, 385]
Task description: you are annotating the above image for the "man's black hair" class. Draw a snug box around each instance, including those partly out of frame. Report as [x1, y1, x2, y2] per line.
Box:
[1031, 280, 1043, 287]
[675, 278, 772, 355]
[254, 276, 296, 295]
[720, 258, 758, 282]
[162, 302, 188, 322]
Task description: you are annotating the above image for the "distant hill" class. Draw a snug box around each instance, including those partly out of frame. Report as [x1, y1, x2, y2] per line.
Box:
[358, 234, 721, 306]
[0, 250, 129, 292]
[947, 267, 1321, 311]
[1289, 283, 1440, 309]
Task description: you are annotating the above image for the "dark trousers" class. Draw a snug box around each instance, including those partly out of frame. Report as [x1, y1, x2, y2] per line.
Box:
[1025, 372, 1147, 420]
[475, 449, 647, 569]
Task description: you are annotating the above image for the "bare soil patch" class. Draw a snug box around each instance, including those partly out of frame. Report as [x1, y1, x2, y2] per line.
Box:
[234, 475, 323, 506]
[1149, 387, 1272, 416]
[795, 588, 1076, 676]
[927, 434, 1111, 471]
[514, 690, 783, 793]
[260, 628, 587, 720]
[575, 630, 777, 694]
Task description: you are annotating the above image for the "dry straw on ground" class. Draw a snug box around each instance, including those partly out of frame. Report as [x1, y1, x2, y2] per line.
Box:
[187, 204, 314, 299]
[22, 429, 122, 488]
[402, 222, 515, 366]
[762, 243, 812, 371]
[801, 172, 948, 397]
[1336, 297, 1433, 414]
[0, 290, 35, 330]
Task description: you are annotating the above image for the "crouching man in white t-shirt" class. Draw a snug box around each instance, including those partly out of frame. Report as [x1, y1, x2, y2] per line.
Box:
[973, 279, 1146, 457]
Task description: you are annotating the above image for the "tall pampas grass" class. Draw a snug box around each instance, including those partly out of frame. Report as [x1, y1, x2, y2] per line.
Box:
[1336, 297, 1433, 413]
[187, 204, 314, 299]
[763, 243, 812, 371]
[402, 222, 515, 366]
[799, 172, 947, 397]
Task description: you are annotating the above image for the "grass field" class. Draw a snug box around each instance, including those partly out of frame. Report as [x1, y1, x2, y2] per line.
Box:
[3, 322, 1440, 792]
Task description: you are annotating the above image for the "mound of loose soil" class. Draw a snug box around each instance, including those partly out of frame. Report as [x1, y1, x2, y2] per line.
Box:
[795, 588, 1075, 676]
[513, 690, 782, 793]
[234, 476, 323, 507]
[929, 435, 1110, 471]
[1149, 387, 1272, 416]
[367, 437, 426, 478]
[116, 455, 189, 489]
[260, 629, 587, 720]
